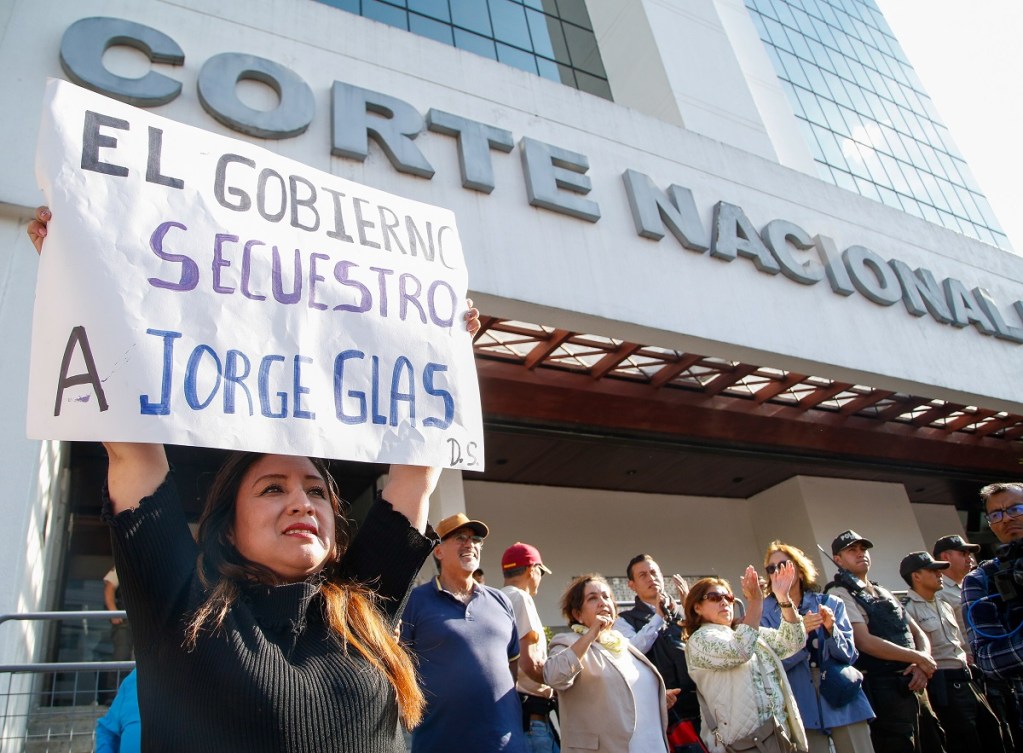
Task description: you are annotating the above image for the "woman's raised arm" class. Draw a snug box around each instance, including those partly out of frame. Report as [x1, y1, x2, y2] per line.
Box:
[103, 442, 170, 514]
[28, 206, 171, 514]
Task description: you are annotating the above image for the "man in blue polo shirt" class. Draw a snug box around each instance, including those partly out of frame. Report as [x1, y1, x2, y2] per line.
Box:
[402, 512, 527, 753]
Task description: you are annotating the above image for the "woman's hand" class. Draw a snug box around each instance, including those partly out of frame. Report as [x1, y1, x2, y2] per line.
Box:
[672, 574, 689, 604]
[587, 614, 613, 638]
[741, 565, 763, 603]
[769, 560, 796, 602]
[665, 688, 680, 710]
[819, 604, 835, 633]
[464, 299, 481, 337]
[803, 610, 824, 632]
[27, 206, 50, 254]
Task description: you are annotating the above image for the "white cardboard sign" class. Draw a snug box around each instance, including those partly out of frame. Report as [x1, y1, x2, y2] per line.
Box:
[28, 79, 484, 470]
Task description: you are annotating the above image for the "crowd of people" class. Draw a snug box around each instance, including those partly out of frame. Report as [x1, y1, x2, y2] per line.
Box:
[25, 211, 1023, 752]
[394, 498, 1022, 753]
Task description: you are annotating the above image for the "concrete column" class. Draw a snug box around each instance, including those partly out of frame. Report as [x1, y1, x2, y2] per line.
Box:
[748, 476, 929, 591]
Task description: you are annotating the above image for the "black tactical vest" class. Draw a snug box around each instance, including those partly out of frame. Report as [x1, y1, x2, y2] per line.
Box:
[826, 569, 914, 675]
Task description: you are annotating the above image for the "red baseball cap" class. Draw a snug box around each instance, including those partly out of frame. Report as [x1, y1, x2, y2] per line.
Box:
[502, 542, 552, 574]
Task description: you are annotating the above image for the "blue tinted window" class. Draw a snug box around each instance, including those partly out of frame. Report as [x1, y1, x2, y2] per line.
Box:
[409, 0, 449, 21]
[745, 0, 1008, 248]
[314, 0, 610, 100]
[451, 0, 492, 35]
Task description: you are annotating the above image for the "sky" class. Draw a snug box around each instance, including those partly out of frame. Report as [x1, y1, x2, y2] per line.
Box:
[875, 0, 1023, 253]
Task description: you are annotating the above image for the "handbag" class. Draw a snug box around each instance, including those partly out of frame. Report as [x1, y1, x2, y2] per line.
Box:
[721, 716, 796, 753]
[815, 595, 864, 707]
[697, 687, 798, 753]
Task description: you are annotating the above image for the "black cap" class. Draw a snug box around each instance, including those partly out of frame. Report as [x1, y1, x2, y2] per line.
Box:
[831, 530, 874, 556]
[932, 534, 981, 558]
[900, 551, 950, 583]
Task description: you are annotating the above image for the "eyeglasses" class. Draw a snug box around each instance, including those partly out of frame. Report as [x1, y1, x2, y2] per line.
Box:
[533, 564, 547, 578]
[985, 504, 1023, 526]
[451, 533, 484, 545]
[702, 591, 735, 604]
[765, 560, 791, 575]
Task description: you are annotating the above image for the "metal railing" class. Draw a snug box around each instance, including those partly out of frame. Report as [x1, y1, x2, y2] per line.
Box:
[0, 611, 135, 753]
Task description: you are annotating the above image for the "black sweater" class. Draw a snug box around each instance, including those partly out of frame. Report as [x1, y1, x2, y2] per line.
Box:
[104, 475, 435, 753]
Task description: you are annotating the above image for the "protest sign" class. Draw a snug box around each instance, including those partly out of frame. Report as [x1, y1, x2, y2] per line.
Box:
[28, 79, 484, 470]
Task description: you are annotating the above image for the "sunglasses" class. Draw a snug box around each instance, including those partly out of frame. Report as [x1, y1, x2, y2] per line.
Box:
[702, 591, 735, 604]
[765, 559, 791, 575]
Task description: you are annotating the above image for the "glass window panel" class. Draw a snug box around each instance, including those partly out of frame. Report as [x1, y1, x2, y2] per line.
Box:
[786, 28, 813, 60]
[795, 86, 827, 124]
[801, 58, 831, 94]
[529, 11, 569, 63]
[816, 128, 850, 171]
[535, 56, 564, 83]
[564, 22, 606, 76]
[818, 97, 850, 135]
[451, 0, 492, 35]
[410, 12, 454, 43]
[364, 1, 409, 28]
[319, 0, 360, 12]
[775, 1, 798, 29]
[409, 0, 449, 21]
[878, 153, 910, 194]
[877, 184, 902, 210]
[796, 117, 826, 162]
[830, 166, 859, 193]
[779, 49, 809, 86]
[453, 27, 497, 58]
[854, 176, 881, 202]
[496, 42, 538, 73]
[575, 70, 612, 99]
[556, 0, 592, 30]
[490, 0, 531, 48]
[809, 39, 835, 72]
[764, 16, 788, 47]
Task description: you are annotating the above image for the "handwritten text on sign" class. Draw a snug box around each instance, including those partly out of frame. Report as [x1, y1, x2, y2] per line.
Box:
[28, 79, 484, 469]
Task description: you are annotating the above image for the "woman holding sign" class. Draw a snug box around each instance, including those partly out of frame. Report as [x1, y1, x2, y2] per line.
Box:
[29, 207, 480, 753]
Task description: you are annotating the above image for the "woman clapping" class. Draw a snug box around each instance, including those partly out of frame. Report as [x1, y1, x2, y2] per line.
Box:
[684, 565, 808, 753]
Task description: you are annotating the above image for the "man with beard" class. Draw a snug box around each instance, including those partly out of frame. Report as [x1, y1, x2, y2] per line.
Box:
[402, 513, 526, 753]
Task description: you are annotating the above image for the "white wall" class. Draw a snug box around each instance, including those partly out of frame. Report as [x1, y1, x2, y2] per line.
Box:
[0, 206, 66, 663]
[912, 503, 968, 556]
[466, 480, 764, 627]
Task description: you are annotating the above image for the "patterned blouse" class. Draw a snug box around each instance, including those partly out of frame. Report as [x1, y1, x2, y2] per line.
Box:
[687, 620, 806, 728]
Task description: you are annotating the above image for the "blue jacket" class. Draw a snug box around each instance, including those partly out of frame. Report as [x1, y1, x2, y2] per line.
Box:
[761, 592, 874, 730]
[95, 670, 140, 753]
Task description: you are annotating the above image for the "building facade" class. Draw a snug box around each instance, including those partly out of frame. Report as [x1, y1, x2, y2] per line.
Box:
[1, 0, 1021, 686]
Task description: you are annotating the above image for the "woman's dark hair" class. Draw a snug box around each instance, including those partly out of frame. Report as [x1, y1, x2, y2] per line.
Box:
[683, 577, 736, 638]
[185, 452, 425, 728]
[560, 573, 613, 627]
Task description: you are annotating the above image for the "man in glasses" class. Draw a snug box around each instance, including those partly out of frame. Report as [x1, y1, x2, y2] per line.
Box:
[825, 530, 938, 753]
[614, 555, 700, 743]
[402, 513, 527, 753]
[962, 482, 1023, 749]
[501, 542, 558, 753]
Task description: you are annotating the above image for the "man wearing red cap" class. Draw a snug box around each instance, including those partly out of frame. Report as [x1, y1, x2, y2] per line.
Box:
[501, 543, 558, 753]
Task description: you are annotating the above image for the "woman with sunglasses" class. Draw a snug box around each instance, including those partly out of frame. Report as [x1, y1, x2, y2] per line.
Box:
[684, 566, 808, 753]
[544, 574, 676, 753]
[761, 542, 875, 753]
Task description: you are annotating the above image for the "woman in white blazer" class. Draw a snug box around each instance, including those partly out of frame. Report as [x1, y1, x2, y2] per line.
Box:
[544, 574, 673, 753]
[684, 567, 809, 753]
